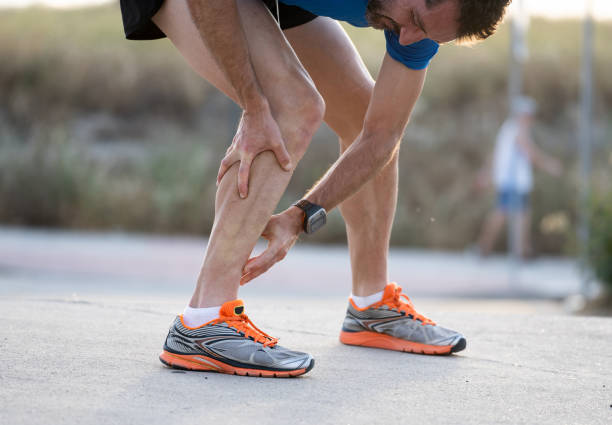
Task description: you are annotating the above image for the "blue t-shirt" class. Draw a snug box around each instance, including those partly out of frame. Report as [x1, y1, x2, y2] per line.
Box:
[280, 0, 439, 70]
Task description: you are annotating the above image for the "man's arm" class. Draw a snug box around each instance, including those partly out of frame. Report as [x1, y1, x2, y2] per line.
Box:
[241, 54, 427, 283]
[515, 122, 562, 177]
[187, 0, 292, 197]
[301, 54, 426, 211]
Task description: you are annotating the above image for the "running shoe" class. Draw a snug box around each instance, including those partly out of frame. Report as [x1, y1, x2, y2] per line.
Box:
[339, 283, 466, 355]
[160, 299, 314, 377]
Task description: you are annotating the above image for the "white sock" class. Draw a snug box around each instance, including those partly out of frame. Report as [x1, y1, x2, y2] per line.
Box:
[350, 290, 384, 309]
[182, 305, 220, 328]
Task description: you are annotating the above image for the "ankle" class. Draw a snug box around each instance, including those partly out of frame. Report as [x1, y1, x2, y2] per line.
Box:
[351, 281, 387, 298]
[189, 290, 237, 308]
[191, 276, 240, 308]
[182, 305, 220, 328]
[350, 290, 384, 309]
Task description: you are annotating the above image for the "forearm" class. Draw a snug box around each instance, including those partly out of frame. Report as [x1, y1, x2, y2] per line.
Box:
[187, 0, 267, 111]
[517, 132, 559, 174]
[302, 56, 425, 212]
[241, 56, 425, 281]
[304, 131, 399, 212]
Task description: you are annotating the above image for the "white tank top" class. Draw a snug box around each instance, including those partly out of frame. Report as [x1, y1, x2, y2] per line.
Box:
[492, 119, 533, 193]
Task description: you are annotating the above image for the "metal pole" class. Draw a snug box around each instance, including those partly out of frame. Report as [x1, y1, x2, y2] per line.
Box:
[578, 0, 594, 295]
[508, 3, 524, 104]
[507, 0, 527, 287]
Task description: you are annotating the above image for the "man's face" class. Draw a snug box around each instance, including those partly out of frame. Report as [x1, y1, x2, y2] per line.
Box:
[366, 0, 460, 46]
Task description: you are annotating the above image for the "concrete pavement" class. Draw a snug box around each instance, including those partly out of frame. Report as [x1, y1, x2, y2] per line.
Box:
[1, 227, 611, 424]
[0, 226, 587, 299]
[1, 294, 611, 425]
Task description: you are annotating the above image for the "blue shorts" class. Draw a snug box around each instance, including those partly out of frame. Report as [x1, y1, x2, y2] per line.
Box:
[497, 190, 530, 212]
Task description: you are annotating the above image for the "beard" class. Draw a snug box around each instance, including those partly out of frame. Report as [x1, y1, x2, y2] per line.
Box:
[365, 0, 389, 30]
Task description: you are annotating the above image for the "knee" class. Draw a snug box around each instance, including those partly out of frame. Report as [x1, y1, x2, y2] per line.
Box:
[300, 90, 326, 147]
[291, 90, 325, 160]
[337, 84, 373, 151]
[281, 86, 325, 161]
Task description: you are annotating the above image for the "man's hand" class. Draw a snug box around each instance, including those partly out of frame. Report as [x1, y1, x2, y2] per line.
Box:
[240, 207, 304, 285]
[186, 0, 292, 198]
[217, 104, 293, 198]
[474, 165, 492, 193]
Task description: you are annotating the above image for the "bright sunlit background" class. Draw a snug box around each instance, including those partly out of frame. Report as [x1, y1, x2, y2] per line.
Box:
[3, 0, 612, 19]
[1, 5, 610, 423]
[0, 0, 610, 278]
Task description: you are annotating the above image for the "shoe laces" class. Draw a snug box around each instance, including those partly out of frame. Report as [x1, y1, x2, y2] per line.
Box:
[379, 285, 435, 326]
[215, 313, 279, 347]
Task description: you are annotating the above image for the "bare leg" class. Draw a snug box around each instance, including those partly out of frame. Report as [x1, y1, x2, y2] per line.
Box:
[286, 18, 395, 297]
[478, 209, 506, 256]
[153, 0, 324, 307]
[520, 208, 532, 258]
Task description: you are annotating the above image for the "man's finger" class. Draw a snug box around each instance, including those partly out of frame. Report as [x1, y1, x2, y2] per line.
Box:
[240, 261, 274, 285]
[259, 218, 275, 239]
[242, 253, 273, 277]
[272, 139, 293, 171]
[237, 156, 253, 198]
[243, 243, 279, 276]
[241, 240, 294, 285]
[242, 257, 257, 274]
[216, 153, 237, 185]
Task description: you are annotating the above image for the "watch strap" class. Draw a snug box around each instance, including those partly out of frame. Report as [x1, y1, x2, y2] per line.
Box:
[292, 199, 326, 233]
[293, 199, 314, 213]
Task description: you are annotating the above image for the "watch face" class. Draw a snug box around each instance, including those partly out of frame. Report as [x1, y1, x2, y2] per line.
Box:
[306, 209, 327, 234]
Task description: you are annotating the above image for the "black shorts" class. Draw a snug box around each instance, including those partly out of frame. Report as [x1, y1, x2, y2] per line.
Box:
[120, 0, 318, 40]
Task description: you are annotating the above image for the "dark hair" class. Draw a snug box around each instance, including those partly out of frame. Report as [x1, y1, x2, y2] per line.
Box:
[448, 0, 512, 41]
[368, 0, 511, 43]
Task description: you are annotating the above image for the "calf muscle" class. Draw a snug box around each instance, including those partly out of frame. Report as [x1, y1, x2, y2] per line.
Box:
[154, 0, 324, 306]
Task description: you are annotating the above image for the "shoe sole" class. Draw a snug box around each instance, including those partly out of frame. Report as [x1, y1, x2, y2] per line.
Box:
[159, 350, 314, 378]
[339, 331, 466, 355]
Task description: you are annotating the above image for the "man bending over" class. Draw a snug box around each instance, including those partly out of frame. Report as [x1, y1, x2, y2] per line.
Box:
[120, 0, 511, 377]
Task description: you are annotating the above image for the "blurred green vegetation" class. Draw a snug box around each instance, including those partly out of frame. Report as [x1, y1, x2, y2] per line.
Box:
[0, 3, 611, 254]
[588, 193, 612, 290]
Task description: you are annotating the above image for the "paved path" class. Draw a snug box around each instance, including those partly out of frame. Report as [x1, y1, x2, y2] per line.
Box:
[1, 227, 610, 424]
[0, 227, 587, 299]
[1, 294, 611, 425]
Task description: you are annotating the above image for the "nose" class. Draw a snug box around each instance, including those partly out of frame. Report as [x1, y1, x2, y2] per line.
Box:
[399, 26, 425, 45]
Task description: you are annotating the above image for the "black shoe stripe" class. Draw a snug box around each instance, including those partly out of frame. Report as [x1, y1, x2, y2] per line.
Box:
[162, 345, 309, 372]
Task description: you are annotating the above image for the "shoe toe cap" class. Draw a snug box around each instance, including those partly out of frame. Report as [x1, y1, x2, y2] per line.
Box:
[265, 346, 314, 370]
[450, 336, 467, 353]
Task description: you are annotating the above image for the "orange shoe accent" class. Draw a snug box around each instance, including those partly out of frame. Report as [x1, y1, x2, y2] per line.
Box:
[352, 282, 435, 326]
[339, 330, 454, 355]
[159, 350, 309, 377]
[216, 300, 278, 347]
[179, 299, 279, 346]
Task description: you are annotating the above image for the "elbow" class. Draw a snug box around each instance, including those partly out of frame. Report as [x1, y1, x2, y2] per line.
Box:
[361, 127, 402, 167]
[363, 117, 404, 148]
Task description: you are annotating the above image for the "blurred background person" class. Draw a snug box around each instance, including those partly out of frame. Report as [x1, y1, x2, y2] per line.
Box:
[477, 96, 562, 258]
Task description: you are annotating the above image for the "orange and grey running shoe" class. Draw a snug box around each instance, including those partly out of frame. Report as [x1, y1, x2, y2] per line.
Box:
[159, 300, 314, 377]
[339, 283, 466, 355]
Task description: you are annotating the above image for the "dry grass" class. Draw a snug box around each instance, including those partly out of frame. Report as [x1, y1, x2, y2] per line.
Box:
[0, 3, 611, 254]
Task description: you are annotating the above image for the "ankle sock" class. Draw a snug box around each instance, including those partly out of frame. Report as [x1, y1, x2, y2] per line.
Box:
[182, 305, 220, 328]
[350, 290, 384, 309]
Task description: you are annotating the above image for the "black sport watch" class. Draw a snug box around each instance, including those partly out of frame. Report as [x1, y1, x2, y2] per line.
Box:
[292, 200, 327, 234]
